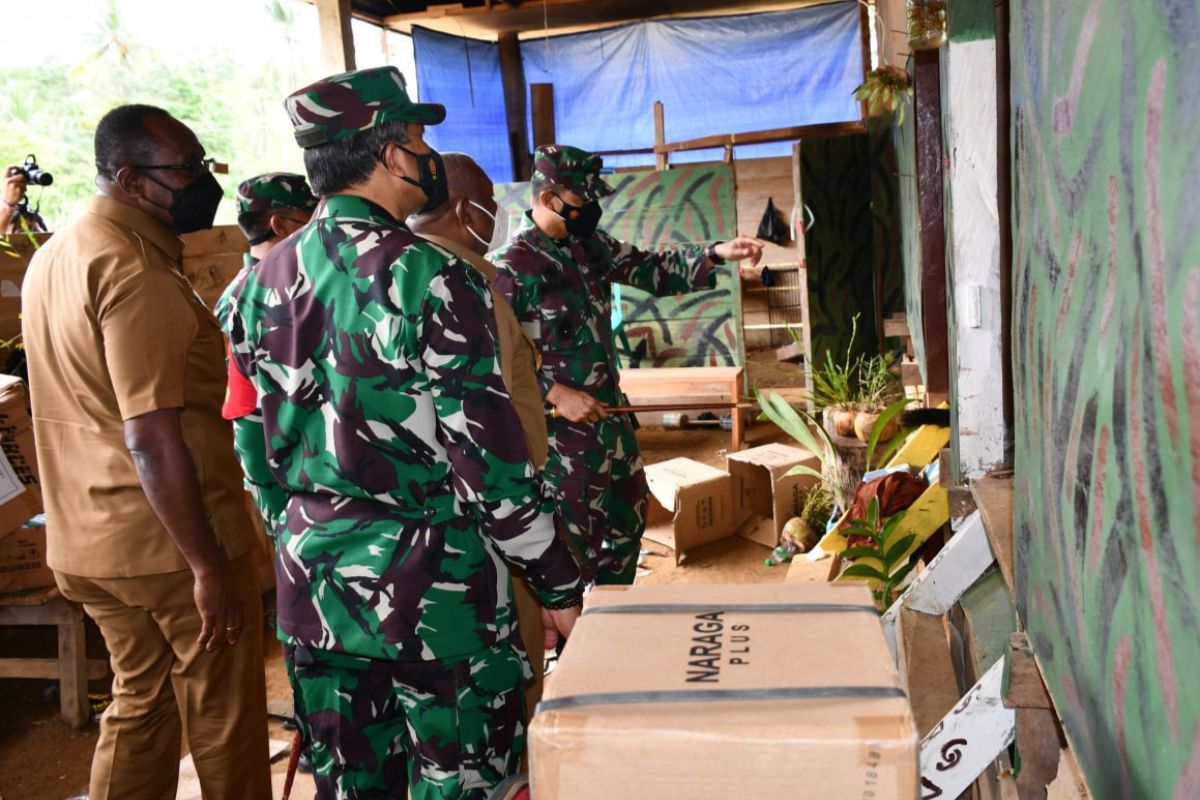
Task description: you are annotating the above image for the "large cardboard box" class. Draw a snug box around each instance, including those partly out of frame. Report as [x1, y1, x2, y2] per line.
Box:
[0, 520, 53, 592]
[643, 458, 735, 564]
[727, 442, 820, 548]
[0, 375, 43, 537]
[530, 582, 918, 799]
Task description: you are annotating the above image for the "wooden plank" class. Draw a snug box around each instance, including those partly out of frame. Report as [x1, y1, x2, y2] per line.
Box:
[970, 475, 1015, 594]
[58, 617, 91, 727]
[0, 657, 107, 681]
[1003, 631, 1053, 710]
[1046, 747, 1092, 799]
[498, 32, 531, 181]
[181, 252, 244, 311]
[793, 142, 814, 413]
[0, 596, 79, 626]
[656, 121, 867, 155]
[316, 0, 356, 73]
[179, 225, 247, 258]
[1016, 707, 1067, 798]
[530, 83, 555, 149]
[882, 512, 993, 657]
[653, 101, 667, 170]
[919, 660, 1016, 800]
[883, 314, 910, 338]
[898, 607, 960, 738]
[958, 568, 1017, 681]
[913, 49, 949, 403]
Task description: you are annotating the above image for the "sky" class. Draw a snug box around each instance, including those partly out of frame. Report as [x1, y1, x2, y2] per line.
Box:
[0, 0, 416, 84]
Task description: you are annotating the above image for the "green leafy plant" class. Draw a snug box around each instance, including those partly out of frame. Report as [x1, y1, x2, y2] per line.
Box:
[809, 314, 863, 411]
[858, 350, 901, 410]
[864, 398, 913, 468]
[799, 483, 834, 533]
[854, 65, 914, 124]
[756, 389, 834, 484]
[838, 497, 917, 611]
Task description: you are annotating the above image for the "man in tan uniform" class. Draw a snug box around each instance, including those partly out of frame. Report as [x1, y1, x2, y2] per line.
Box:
[408, 152, 553, 715]
[21, 103, 271, 800]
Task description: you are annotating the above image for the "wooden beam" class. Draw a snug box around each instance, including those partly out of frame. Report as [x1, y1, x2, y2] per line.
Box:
[913, 49, 949, 402]
[316, 0, 357, 73]
[0, 657, 108, 681]
[497, 32, 532, 181]
[656, 121, 867, 155]
[530, 83, 556, 148]
[653, 101, 668, 170]
[857, 0, 872, 121]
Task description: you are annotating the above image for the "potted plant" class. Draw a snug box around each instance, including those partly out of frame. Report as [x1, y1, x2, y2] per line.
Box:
[854, 65, 913, 124]
[852, 351, 903, 442]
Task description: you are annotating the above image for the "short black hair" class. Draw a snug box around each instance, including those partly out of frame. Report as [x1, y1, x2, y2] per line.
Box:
[303, 120, 410, 196]
[94, 104, 172, 180]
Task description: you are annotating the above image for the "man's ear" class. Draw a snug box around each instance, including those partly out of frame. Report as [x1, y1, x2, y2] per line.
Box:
[113, 166, 143, 198]
[537, 188, 558, 211]
[268, 212, 291, 239]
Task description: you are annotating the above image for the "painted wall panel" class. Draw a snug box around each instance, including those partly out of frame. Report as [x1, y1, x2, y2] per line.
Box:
[496, 164, 741, 368]
[1011, 1, 1200, 797]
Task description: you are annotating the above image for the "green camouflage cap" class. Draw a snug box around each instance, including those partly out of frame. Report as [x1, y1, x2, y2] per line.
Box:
[531, 144, 613, 201]
[236, 172, 318, 218]
[284, 66, 446, 148]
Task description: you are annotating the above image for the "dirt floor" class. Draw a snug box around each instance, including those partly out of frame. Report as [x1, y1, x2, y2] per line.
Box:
[0, 352, 814, 800]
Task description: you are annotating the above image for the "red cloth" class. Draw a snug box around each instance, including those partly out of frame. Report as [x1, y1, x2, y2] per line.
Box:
[838, 471, 928, 546]
[222, 346, 257, 420]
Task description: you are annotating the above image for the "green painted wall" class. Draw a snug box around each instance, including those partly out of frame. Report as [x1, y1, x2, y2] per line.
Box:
[949, 0, 996, 43]
[495, 164, 741, 368]
[1011, 1, 1200, 796]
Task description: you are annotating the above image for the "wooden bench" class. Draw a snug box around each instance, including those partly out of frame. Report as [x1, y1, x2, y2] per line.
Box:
[0, 586, 106, 728]
[619, 366, 745, 451]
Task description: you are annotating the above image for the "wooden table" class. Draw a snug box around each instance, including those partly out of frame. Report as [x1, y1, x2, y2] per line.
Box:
[0, 586, 106, 728]
[619, 366, 745, 451]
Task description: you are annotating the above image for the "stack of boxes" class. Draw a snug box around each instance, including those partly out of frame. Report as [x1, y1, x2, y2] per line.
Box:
[0, 375, 49, 592]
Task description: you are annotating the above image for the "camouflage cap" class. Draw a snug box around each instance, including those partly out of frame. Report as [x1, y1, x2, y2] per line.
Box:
[284, 66, 446, 148]
[236, 172, 318, 218]
[531, 144, 613, 201]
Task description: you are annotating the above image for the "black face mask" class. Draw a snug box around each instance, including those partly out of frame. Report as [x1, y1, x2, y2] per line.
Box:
[141, 170, 224, 234]
[554, 195, 603, 238]
[395, 144, 448, 215]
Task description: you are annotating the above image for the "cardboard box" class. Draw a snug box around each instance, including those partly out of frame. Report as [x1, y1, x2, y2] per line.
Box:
[727, 442, 821, 548]
[530, 582, 919, 799]
[0, 521, 53, 592]
[0, 375, 43, 537]
[643, 458, 734, 564]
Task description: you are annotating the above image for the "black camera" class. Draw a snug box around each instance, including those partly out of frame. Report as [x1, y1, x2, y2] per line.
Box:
[18, 154, 52, 187]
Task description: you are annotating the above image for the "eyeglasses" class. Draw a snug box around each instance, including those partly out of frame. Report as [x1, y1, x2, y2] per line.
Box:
[131, 158, 217, 176]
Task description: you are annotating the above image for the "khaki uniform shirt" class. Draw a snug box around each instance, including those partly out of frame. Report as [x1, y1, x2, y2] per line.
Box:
[420, 234, 549, 468]
[21, 196, 256, 577]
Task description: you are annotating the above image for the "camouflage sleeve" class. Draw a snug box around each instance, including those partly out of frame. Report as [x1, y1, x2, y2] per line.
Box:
[598, 228, 717, 297]
[232, 412, 287, 536]
[420, 261, 582, 607]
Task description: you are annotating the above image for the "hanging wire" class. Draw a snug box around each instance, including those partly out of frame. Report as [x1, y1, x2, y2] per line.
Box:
[458, 21, 476, 108]
[541, 0, 550, 76]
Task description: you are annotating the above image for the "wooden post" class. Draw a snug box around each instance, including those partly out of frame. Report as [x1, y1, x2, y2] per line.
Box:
[653, 101, 668, 171]
[498, 32, 532, 181]
[315, 0, 356, 73]
[913, 49, 949, 403]
[530, 83, 556, 149]
[792, 141, 815, 413]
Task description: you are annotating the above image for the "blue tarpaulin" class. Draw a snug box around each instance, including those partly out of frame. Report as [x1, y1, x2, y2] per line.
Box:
[413, 1, 862, 179]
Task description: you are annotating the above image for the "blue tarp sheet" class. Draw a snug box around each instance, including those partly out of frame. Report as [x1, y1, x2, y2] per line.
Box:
[413, 1, 862, 179]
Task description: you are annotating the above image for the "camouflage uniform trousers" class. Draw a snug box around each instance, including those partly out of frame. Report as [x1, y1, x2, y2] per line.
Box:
[544, 413, 648, 585]
[288, 638, 530, 800]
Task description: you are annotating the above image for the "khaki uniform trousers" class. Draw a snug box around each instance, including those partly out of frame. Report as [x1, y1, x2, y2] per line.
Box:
[55, 552, 271, 800]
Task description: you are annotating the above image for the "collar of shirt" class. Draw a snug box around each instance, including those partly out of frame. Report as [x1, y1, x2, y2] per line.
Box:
[316, 194, 403, 227]
[85, 195, 183, 262]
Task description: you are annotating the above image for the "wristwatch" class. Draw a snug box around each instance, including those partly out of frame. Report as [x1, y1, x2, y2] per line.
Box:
[706, 242, 726, 265]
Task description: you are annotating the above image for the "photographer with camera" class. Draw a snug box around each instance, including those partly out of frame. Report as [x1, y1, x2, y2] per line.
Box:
[2, 155, 51, 234]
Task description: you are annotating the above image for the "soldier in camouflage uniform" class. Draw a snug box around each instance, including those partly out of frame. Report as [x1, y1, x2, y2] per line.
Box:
[491, 145, 763, 585]
[217, 172, 317, 531]
[223, 67, 583, 800]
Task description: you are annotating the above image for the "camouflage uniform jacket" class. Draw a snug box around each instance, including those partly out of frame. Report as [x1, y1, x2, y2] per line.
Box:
[216, 255, 289, 535]
[226, 195, 583, 661]
[491, 212, 715, 406]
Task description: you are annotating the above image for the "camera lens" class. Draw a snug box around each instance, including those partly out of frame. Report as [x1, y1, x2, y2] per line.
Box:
[24, 167, 53, 187]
